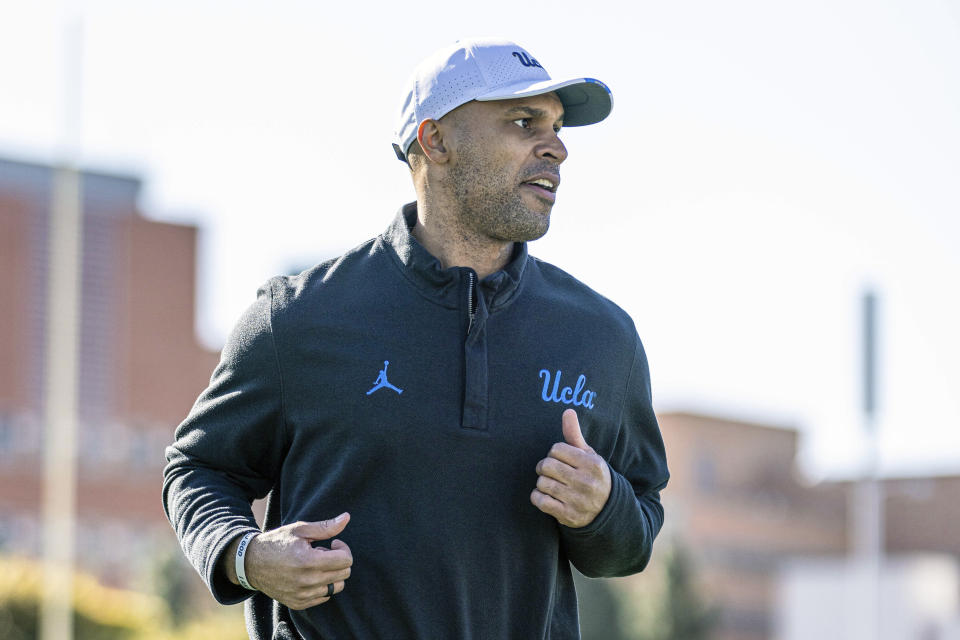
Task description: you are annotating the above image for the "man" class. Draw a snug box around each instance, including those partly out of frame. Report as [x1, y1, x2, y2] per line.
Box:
[163, 37, 669, 640]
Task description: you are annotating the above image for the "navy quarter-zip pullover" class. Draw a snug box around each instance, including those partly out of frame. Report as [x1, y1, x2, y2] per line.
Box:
[162, 204, 669, 639]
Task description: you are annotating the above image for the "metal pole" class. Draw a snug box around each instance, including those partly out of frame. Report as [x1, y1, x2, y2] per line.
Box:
[40, 13, 83, 640]
[850, 290, 883, 640]
[41, 166, 83, 640]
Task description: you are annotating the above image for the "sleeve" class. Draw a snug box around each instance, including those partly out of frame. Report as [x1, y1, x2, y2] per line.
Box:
[161, 280, 288, 604]
[559, 335, 669, 577]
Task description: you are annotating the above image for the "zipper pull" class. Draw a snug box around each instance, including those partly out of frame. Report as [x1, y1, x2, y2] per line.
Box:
[467, 271, 476, 335]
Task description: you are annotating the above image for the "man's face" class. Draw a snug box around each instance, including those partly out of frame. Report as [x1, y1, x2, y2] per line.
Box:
[441, 92, 567, 244]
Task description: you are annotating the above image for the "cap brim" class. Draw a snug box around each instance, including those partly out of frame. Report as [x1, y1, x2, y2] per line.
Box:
[475, 77, 612, 126]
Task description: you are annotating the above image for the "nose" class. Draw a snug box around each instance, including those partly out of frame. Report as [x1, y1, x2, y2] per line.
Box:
[536, 132, 568, 165]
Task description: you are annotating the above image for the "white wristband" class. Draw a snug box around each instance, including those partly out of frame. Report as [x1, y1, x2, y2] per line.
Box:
[235, 531, 259, 591]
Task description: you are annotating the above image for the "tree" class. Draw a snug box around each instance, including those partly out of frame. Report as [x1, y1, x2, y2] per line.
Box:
[657, 543, 718, 640]
[575, 570, 634, 640]
[575, 541, 719, 640]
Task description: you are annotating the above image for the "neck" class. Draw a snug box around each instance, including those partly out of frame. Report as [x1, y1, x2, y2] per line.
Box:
[412, 196, 515, 280]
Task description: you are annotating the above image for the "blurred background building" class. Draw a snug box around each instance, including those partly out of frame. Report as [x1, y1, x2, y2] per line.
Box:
[1, 154, 958, 638]
[653, 413, 960, 640]
[0, 155, 217, 587]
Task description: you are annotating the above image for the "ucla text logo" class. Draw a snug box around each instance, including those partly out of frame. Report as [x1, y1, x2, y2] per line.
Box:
[512, 51, 543, 69]
[539, 369, 596, 409]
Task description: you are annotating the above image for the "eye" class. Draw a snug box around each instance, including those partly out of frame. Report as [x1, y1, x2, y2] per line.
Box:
[513, 118, 532, 129]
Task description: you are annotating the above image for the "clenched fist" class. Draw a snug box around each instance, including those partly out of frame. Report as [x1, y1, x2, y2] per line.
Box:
[530, 409, 611, 528]
[223, 513, 353, 610]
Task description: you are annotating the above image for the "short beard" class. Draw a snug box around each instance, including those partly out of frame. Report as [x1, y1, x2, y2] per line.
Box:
[447, 134, 551, 244]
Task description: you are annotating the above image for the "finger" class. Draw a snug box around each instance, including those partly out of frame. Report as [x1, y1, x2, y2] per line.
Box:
[530, 488, 567, 520]
[561, 409, 593, 452]
[288, 567, 350, 606]
[304, 564, 352, 587]
[308, 547, 353, 571]
[307, 578, 347, 600]
[299, 579, 348, 609]
[330, 538, 353, 559]
[536, 474, 571, 503]
[292, 512, 350, 542]
[545, 442, 592, 468]
[536, 456, 578, 484]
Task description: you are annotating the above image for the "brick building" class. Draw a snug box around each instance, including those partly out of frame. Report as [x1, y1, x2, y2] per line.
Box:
[0, 155, 218, 584]
[651, 412, 960, 640]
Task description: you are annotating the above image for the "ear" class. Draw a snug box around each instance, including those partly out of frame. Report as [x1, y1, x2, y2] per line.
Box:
[417, 119, 450, 164]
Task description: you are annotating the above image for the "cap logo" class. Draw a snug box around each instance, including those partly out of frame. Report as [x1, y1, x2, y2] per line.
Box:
[511, 51, 543, 69]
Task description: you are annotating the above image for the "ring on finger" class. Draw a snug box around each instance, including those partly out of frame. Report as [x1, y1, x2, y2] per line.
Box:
[326, 583, 335, 598]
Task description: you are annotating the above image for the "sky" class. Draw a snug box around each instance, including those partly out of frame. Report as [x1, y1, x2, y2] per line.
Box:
[1, 0, 958, 480]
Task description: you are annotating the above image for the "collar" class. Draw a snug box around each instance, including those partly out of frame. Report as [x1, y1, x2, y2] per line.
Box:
[380, 202, 529, 310]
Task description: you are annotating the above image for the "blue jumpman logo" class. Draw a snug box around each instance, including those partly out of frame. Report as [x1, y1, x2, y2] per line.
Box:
[366, 360, 403, 395]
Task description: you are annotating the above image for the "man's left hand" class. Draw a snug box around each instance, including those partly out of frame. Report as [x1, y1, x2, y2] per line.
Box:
[530, 409, 612, 528]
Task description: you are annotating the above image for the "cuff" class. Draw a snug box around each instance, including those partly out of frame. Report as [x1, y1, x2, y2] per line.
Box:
[560, 461, 629, 539]
[207, 526, 262, 605]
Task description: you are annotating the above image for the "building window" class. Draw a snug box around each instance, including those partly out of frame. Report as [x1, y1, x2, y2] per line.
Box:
[695, 452, 717, 492]
[0, 411, 11, 455]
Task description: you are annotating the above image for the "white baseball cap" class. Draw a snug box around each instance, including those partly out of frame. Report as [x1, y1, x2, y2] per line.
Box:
[393, 37, 613, 162]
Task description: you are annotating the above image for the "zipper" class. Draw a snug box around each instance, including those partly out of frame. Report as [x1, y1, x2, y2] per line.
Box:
[461, 269, 487, 430]
[467, 271, 477, 335]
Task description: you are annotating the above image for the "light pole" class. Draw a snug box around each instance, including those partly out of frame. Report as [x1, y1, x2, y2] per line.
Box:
[40, 13, 84, 640]
[849, 289, 883, 640]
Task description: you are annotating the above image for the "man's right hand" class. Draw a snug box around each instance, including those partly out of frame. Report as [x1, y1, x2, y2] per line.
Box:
[223, 513, 353, 610]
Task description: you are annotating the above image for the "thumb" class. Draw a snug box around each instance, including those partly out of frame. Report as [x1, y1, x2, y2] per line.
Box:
[561, 409, 592, 452]
[292, 512, 350, 542]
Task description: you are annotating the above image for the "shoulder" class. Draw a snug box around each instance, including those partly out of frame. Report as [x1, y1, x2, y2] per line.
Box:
[258, 236, 384, 313]
[525, 255, 638, 344]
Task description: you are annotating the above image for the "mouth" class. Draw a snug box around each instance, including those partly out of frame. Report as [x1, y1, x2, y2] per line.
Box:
[520, 174, 560, 203]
